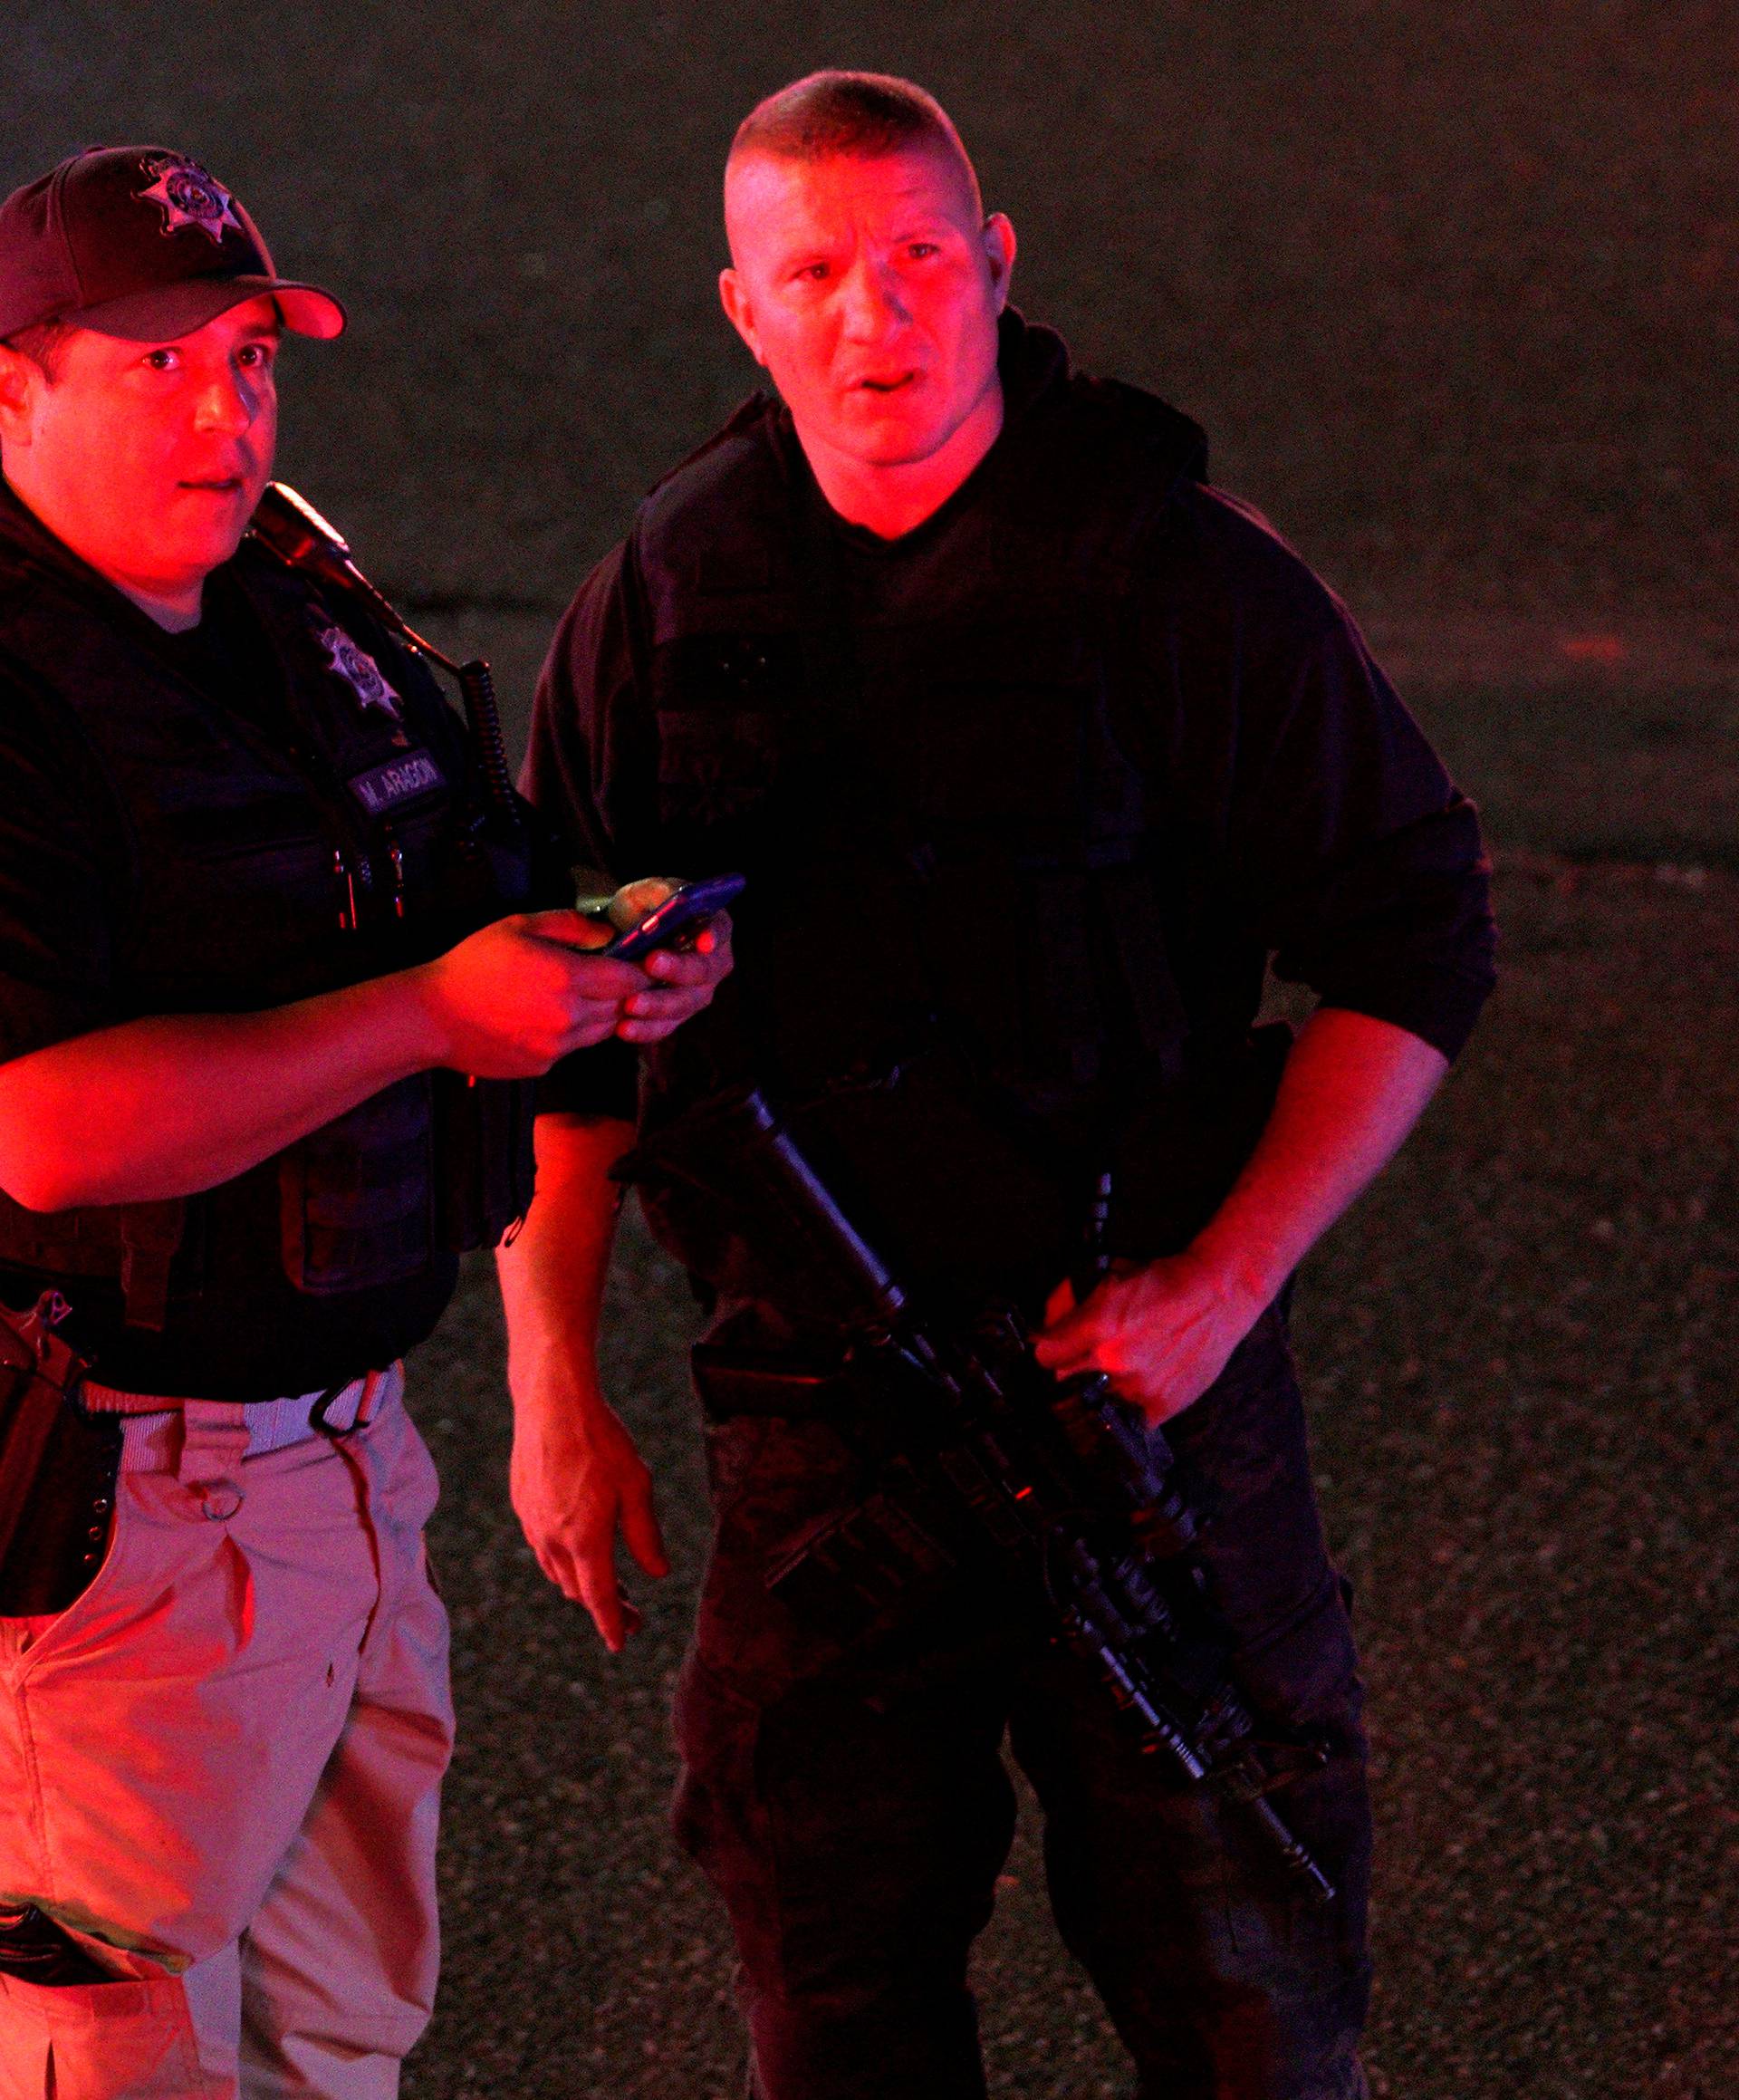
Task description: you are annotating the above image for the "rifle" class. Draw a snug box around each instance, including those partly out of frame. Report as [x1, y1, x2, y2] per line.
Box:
[678, 1084, 1336, 1906]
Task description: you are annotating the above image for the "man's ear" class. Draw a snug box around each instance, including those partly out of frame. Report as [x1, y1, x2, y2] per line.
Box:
[982, 213, 1017, 310]
[718, 267, 767, 368]
[0, 348, 38, 448]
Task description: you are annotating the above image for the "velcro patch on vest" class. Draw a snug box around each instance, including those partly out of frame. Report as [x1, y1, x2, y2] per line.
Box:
[348, 749, 446, 816]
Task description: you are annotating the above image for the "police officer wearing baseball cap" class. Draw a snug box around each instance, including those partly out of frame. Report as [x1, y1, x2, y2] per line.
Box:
[0, 146, 730, 2095]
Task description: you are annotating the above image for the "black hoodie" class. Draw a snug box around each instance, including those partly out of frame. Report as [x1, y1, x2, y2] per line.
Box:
[522, 311, 1496, 1323]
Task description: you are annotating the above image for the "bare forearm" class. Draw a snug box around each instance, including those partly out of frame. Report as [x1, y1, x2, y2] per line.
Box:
[495, 1112, 636, 1420]
[0, 968, 445, 1209]
[1191, 1007, 1449, 1309]
[0, 893, 725, 1216]
[496, 1111, 666, 1646]
[1035, 1007, 1450, 1425]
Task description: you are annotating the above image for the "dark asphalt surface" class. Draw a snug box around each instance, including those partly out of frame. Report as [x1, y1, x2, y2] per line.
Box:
[5, 6, 1735, 2095]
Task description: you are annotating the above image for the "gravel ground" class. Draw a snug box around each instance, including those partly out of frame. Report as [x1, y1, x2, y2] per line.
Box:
[5, 5, 1735, 2093]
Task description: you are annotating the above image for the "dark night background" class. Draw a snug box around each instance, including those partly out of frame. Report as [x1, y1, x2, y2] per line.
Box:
[6, 5, 1736, 2095]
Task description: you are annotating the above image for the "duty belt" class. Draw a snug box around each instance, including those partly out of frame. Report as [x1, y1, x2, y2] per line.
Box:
[78, 1363, 397, 1458]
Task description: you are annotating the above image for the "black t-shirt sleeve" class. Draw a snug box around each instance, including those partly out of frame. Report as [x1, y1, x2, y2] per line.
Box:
[1161, 491, 1496, 1061]
[0, 673, 125, 1064]
[521, 543, 644, 1123]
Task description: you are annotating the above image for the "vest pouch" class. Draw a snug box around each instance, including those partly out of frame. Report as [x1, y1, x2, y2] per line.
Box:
[650, 629, 805, 823]
[657, 705, 782, 829]
[0, 1194, 190, 1333]
[279, 1074, 436, 1294]
[430, 1071, 538, 1253]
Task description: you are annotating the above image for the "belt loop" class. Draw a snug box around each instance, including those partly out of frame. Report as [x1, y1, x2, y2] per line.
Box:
[357, 1363, 398, 1427]
[175, 1400, 250, 1520]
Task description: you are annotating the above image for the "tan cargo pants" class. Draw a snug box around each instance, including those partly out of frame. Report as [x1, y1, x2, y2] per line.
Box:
[0, 1366, 453, 2098]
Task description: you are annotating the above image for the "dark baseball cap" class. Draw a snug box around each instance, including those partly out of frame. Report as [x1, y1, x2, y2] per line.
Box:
[0, 146, 345, 343]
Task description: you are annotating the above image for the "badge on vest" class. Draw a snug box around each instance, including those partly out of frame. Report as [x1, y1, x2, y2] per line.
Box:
[348, 750, 446, 817]
[318, 624, 401, 720]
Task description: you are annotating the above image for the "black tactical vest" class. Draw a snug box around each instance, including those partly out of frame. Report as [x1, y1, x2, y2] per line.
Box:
[0, 531, 542, 1338]
[617, 363, 1289, 1321]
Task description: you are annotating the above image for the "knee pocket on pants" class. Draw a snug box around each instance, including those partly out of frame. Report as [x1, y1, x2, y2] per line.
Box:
[1234, 1571, 1363, 1737]
[672, 1658, 773, 1871]
[679, 1658, 1019, 2008]
[0, 1968, 208, 2100]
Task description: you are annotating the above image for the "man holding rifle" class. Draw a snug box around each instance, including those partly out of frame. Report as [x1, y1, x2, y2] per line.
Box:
[507, 72, 1494, 2099]
[0, 147, 728, 2095]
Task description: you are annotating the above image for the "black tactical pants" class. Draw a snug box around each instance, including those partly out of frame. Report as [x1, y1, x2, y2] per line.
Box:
[672, 1308, 1372, 2100]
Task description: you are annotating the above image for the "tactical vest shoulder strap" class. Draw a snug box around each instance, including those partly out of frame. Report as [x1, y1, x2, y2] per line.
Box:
[634, 394, 794, 614]
[642, 390, 778, 505]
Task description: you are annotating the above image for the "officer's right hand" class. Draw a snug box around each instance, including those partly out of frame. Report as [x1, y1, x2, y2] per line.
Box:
[418, 910, 645, 1076]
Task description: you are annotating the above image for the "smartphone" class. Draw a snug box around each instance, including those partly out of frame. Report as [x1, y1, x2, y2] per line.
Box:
[605, 872, 746, 961]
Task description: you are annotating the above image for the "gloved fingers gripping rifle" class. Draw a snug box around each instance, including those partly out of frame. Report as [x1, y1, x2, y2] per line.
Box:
[247, 482, 522, 834]
[663, 1085, 1336, 1907]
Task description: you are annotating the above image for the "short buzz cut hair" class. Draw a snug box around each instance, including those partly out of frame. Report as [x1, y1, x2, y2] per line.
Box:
[728, 71, 984, 218]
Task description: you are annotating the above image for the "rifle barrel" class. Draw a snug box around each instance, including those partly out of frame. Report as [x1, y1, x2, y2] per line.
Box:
[723, 1090, 913, 1333]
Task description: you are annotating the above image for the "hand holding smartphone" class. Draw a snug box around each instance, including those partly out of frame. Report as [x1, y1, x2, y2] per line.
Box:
[595, 873, 745, 961]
